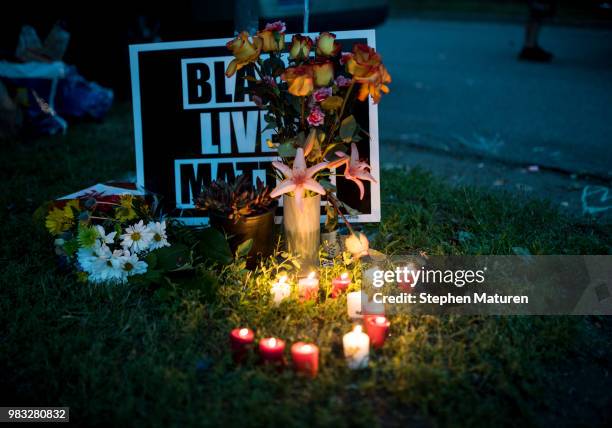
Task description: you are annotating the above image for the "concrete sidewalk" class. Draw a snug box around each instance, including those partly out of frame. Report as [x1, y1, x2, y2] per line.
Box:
[376, 18, 612, 219]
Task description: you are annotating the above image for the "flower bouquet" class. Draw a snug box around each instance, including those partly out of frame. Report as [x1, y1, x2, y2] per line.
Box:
[225, 22, 391, 268]
[43, 190, 236, 286]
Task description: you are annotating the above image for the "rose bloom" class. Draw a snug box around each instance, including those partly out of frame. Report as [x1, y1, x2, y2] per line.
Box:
[334, 75, 352, 87]
[281, 65, 314, 96]
[264, 21, 286, 32]
[225, 32, 263, 77]
[316, 32, 341, 57]
[345, 44, 391, 104]
[312, 61, 334, 87]
[313, 87, 332, 102]
[289, 34, 313, 60]
[257, 29, 285, 52]
[307, 106, 325, 127]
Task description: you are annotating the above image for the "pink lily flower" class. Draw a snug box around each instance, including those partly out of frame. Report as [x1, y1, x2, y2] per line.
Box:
[336, 143, 377, 200]
[270, 148, 329, 210]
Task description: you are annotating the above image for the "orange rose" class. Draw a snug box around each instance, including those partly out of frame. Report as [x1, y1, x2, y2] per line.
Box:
[225, 32, 263, 77]
[289, 34, 313, 60]
[345, 44, 391, 104]
[315, 32, 341, 57]
[257, 29, 286, 52]
[312, 61, 334, 87]
[281, 65, 314, 96]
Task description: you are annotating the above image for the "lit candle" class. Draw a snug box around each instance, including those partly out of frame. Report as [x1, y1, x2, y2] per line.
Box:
[397, 263, 416, 292]
[331, 272, 351, 298]
[298, 271, 319, 301]
[258, 337, 286, 363]
[365, 316, 390, 349]
[271, 275, 291, 305]
[290, 342, 319, 377]
[229, 327, 254, 362]
[343, 325, 369, 369]
[347, 291, 367, 319]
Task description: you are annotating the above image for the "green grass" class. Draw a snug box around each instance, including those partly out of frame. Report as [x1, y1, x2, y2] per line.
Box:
[1, 105, 611, 427]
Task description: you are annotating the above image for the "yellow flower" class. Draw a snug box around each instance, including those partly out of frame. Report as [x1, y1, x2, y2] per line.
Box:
[289, 34, 313, 60]
[225, 32, 263, 77]
[257, 29, 285, 52]
[346, 44, 391, 104]
[312, 61, 334, 87]
[315, 32, 341, 57]
[281, 65, 314, 96]
[115, 195, 138, 222]
[45, 200, 79, 235]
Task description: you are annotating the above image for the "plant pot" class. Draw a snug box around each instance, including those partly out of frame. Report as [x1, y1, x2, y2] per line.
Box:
[283, 193, 320, 273]
[209, 208, 276, 269]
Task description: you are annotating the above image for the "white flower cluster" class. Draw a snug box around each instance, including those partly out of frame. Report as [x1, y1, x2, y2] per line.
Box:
[77, 220, 170, 284]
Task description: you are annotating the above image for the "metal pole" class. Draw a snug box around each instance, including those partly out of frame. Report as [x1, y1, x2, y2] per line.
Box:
[303, 0, 309, 33]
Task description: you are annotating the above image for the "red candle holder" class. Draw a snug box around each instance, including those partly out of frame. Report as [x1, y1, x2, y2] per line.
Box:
[365, 316, 390, 349]
[291, 342, 319, 378]
[258, 337, 286, 363]
[229, 328, 254, 362]
[330, 272, 351, 298]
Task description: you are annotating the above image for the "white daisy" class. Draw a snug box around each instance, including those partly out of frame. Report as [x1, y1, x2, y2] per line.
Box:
[77, 241, 104, 273]
[90, 248, 127, 284]
[120, 251, 148, 277]
[95, 225, 117, 245]
[146, 221, 170, 250]
[120, 220, 153, 253]
[77, 247, 97, 274]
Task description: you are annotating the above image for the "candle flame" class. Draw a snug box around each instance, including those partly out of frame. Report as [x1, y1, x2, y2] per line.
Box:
[341, 272, 349, 280]
[269, 338, 277, 347]
[375, 316, 386, 325]
[239, 328, 249, 337]
[279, 275, 288, 284]
[301, 344, 313, 352]
[307, 271, 316, 279]
[353, 325, 363, 334]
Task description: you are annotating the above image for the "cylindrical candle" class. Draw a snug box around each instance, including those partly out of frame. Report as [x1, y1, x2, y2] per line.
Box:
[365, 316, 390, 349]
[343, 325, 369, 369]
[259, 337, 286, 363]
[298, 271, 319, 301]
[331, 272, 351, 298]
[291, 342, 319, 377]
[229, 327, 254, 362]
[271, 275, 291, 305]
[347, 291, 367, 319]
[397, 263, 417, 292]
[363, 300, 385, 323]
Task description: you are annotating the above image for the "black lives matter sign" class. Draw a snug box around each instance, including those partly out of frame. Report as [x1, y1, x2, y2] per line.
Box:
[129, 31, 380, 225]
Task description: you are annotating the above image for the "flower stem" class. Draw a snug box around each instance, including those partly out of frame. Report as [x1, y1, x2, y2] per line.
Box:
[326, 192, 355, 235]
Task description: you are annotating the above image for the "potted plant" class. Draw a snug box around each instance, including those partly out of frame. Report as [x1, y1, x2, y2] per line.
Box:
[195, 175, 277, 267]
[223, 23, 391, 269]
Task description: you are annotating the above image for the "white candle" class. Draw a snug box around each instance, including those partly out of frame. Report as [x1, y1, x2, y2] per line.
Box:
[298, 271, 319, 300]
[343, 325, 370, 369]
[347, 291, 367, 319]
[270, 275, 291, 305]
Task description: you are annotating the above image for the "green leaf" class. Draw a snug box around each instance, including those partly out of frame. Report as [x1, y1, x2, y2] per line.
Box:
[150, 244, 191, 271]
[319, 179, 337, 192]
[339, 115, 357, 142]
[235, 239, 253, 259]
[320, 95, 343, 111]
[278, 142, 297, 157]
[194, 227, 233, 265]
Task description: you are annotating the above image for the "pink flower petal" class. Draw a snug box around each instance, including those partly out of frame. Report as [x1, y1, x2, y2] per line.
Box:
[270, 180, 297, 198]
[272, 161, 293, 178]
[293, 148, 307, 172]
[306, 161, 330, 177]
[303, 178, 326, 195]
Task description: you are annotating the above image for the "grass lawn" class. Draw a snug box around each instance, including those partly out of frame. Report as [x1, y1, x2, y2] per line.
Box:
[1, 105, 611, 427]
